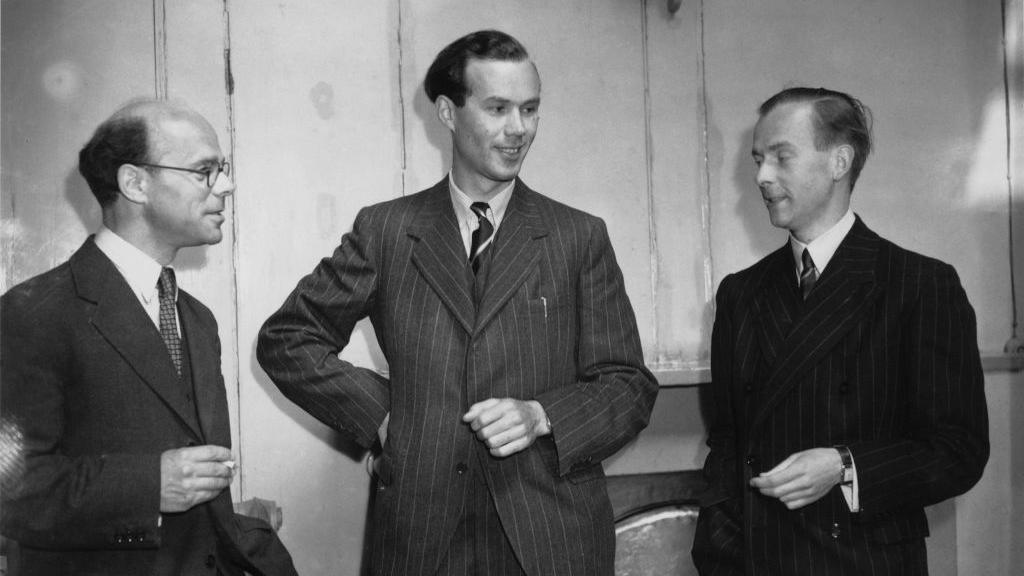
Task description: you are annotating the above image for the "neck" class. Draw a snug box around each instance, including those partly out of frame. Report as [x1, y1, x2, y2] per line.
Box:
[103, 212, 177, 266]
[451, 168, 512, 203]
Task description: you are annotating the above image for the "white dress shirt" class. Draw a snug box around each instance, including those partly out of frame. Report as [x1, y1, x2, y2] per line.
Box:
[448, 174, 514, 258]
[94, 226, 178, 333]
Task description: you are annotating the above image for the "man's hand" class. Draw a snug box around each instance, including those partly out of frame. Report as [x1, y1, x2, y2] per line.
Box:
[463, 398, 550, 458]
[160, 445, 236, 513]
[749, 448, 842, 510]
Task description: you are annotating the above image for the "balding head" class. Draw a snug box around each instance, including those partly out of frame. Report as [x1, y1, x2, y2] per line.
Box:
[78, 98, 213, 206]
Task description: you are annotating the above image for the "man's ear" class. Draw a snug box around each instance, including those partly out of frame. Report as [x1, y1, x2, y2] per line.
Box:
[117, 164, 148, 204]
[832, 144, 854, 182]
[436, 95, 456, 131]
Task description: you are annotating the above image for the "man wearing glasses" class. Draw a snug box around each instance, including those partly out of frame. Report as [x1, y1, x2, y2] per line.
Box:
[0, 98, 296, 575]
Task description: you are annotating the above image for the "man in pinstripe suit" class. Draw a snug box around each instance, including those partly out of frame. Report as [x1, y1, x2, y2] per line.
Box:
[257, 30, 658, 576]
[692, 87, 989, 575]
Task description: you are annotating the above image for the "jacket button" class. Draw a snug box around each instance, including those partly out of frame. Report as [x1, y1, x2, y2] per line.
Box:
[839, 382, 850, 394]
[455, 462, 468, 475]
[206, 554, 216, 568]
[744, 382, 753, 394]
[745, 455, 758, 467]
[831, 522, 841, 539]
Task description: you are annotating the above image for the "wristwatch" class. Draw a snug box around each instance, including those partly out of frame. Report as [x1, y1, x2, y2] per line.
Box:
[835, 445, 854, 485]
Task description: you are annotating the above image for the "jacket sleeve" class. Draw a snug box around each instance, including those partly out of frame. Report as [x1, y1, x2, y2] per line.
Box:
[700, 273, 741, 505]
[0, 287, 162, 550]
[257, 207, 390, 449]
[534, 218, 659, 476]
[850, 262, 989, 518]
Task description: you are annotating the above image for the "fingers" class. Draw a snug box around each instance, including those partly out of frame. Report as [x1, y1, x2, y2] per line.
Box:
[463, 399, 539, 458]
[160, 445, 235, 513]
[748, 448, 842, 510]
[463, 399, 501, 424]
[179, 444, 233, 463]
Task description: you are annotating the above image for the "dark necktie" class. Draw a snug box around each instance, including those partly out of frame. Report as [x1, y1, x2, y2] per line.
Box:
[469, 202, 493, 275]
[800, 248, 818, 300]
[158, 267, 183, 376]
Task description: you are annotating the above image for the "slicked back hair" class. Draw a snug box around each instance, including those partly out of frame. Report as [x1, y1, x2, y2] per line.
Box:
[758, 87, 873, 190]
[424, 29, 531, 106]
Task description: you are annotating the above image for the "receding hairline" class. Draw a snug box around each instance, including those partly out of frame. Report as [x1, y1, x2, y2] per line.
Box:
[108, 98, 218, 160]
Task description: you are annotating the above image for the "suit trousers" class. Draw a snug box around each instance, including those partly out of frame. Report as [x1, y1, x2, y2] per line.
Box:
[433, 461, 524, 576]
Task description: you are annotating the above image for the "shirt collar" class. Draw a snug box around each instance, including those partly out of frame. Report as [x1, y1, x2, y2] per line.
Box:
[94, 226, 172, 304]
[790, 209, 856, 277]
[448, 174, 514, 230]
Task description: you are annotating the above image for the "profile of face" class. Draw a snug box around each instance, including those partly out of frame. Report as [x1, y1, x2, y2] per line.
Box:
[751, 102, 850, 243]
[142, 115, 234, 251]
[439, 58, 541, 198]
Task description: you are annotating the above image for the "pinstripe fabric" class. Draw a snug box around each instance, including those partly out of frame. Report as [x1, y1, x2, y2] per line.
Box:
[693, 217, 988, 576]
[257, 178, 658, 576]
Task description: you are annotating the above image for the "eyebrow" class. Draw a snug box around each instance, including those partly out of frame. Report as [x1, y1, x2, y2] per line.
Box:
[752, 141, 794, 156]
[481, 96, 541, 106]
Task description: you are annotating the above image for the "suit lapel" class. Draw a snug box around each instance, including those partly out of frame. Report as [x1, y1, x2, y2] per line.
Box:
[751, 247, 801, 368]
[750, 218, 884, 433]
[407, 180, 476, 334]
[179, 295, 218, 443]
[474, 182, 548, 334]
[72, 240, 204, 440]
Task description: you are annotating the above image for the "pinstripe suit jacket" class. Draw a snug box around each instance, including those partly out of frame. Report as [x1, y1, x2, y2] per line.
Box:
[693, 217, 988, 576]
[0, 239, 297, 576]
[257, 178, 658, 576]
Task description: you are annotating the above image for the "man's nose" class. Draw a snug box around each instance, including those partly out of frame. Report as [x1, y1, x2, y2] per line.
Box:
[505, 109, 526, 136]
[755, 162, 773, 188]
[212, 171, 235, 197]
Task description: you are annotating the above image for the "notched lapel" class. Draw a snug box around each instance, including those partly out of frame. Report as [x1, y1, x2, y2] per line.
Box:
[752, 248, 800, 367]
[407, 184, 476, 334]
[473, 184, 549, 334]
[179, 297, 220, 443]
[73, 242, 204, 440]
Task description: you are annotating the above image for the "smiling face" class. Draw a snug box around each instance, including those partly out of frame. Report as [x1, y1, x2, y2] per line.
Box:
[752, 101, 851, 243]
[142, 114, 234, 255]
[439, 58, 540, 199]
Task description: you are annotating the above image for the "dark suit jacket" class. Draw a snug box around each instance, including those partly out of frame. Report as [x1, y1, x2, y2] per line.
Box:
[0, 239, 296, 576]
[258, 178, 658, 576]
[693, 217, 989, 576]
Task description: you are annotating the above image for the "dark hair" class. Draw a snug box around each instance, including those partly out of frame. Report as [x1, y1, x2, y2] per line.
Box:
[78, 114, 151, 206]
[758, 87, 873, 189]
[424, 29, 530, 106]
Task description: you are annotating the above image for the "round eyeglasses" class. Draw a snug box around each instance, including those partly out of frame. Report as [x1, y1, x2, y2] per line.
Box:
[136, 160, 231, 188]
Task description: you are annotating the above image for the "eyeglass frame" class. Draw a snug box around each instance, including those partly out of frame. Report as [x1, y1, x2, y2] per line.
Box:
[135, 160, 231, 188]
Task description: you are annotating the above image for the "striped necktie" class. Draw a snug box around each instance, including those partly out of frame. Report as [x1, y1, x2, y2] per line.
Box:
[469, 202, 493, 275]
[800, 248, 818, 300]
[158, 267, 183, 376]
